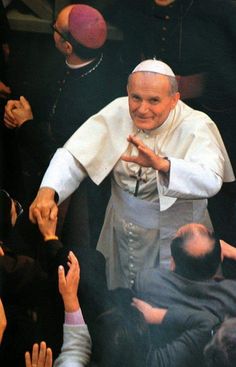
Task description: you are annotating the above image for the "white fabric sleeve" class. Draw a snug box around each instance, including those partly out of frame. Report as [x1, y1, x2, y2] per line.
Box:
[158, 157, 223, 199]
[40, 148, 87, 204]
[53, 324, 91, 367]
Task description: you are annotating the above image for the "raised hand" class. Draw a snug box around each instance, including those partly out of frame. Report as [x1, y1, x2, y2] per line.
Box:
[122, 135, 170, 173]
[58, 251, 80, 312]
[25, 341, 53, 367]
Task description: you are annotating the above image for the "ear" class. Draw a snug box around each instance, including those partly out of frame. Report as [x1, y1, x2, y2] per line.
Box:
[170, 256, 176, 271]
[64, 41, 73, 56]
[171, 92, 180, 110]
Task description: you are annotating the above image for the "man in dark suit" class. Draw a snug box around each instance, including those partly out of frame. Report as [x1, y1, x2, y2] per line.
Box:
[134, 223, 236, 321]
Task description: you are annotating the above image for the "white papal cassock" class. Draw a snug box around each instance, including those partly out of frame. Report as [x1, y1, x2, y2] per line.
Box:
[41, 97, 235, 289]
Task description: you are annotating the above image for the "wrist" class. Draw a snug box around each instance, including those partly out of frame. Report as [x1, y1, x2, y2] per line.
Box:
[44, 235, 58, 242]
[64, 299, 80, 313]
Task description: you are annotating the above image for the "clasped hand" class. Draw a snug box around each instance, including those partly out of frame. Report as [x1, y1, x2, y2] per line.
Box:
[4, 96, 33, 129]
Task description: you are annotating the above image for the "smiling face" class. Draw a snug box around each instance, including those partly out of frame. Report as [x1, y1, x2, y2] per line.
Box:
[127, 72, 179, 130]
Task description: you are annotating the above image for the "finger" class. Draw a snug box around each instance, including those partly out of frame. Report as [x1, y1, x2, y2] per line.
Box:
[121, 154, 139, 163]
[20, 95, 31, 110]
[45, 348, 53, 367]
[3, 114, 16, 128]
[32, 343, 39, 366]
[4, 111, 15, 124]
[127, 134, 145, 148]
[29, 205, 37, 224]
[50, 205, 58, 220]
[33, 208, 43, 225]
[58, 265, 66, 288]
[38, 341, 47, 367]
[25, 351, 32, 367]
[41, 206, 51, 220]
[5, 100, 21, 119]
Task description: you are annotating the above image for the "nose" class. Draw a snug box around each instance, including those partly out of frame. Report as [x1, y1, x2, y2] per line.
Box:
[137, 101, 149, 114]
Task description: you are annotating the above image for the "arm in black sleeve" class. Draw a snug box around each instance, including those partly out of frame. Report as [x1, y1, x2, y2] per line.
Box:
[16, 118, 58, 171]
[147, 307, 220, 367]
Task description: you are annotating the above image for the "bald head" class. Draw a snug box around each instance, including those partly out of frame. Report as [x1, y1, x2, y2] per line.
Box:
[171, 223, 221, 281]
[175, 223, 215, 257]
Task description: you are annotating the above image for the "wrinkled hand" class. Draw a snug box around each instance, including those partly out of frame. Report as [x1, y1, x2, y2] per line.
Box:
[0, 298, 7, 344]
[29, 188, 58, 224]
[121, 135, 170, 173]
[0, 80, 11, 99]
[25, 341, 53, 367]
[58, 251, 80, 312]
[4, 96, 33, 129]
[132, 297, 167, 324]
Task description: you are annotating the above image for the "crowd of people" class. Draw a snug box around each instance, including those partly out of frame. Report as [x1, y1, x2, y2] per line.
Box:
[1, 0, 236, 366]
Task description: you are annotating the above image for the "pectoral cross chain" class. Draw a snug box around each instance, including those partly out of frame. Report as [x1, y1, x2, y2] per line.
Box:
[130, 167, 147, 197]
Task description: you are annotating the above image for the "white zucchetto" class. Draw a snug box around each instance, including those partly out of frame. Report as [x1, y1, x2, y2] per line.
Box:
[132, 59, 175, 77]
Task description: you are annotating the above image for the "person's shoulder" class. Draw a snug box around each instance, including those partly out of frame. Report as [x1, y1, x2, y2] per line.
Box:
[177, 100, 216, 129]
[135, 267, 172, 288]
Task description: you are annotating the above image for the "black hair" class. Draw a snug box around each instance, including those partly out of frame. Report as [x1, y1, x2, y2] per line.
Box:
[65, 31, 104, 60]
[0, 189, 12, 242]
[204, 318, 236, 367]
[171, 228, 221, 281]
[91, 288, 150, 367]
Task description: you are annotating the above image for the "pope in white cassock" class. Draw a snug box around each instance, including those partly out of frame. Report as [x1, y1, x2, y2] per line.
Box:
[30, 60, 235, 289]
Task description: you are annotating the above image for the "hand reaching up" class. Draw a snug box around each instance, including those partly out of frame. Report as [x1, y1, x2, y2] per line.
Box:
[25, 341, 53, 367]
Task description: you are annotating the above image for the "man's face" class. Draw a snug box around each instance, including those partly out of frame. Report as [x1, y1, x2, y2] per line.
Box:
[127, 72, 179, 131]
[52, 6, 74, 54]
[154, 0, 175, 6]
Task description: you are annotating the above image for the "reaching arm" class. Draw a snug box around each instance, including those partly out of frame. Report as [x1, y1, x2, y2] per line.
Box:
[148, 308, 219, 367]
[133, 298, 219, 367]
[53, 252, 91, 367]
[29, 148, 87, 224]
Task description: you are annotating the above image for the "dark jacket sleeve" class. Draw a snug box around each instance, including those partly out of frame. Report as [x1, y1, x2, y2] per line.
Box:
[147, 307, 220, 367]
[16, 118, 58, 172]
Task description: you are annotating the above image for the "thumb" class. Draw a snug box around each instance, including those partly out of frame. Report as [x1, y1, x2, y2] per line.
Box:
[58, 265, 66, 287]
[19, 96, 31, 109]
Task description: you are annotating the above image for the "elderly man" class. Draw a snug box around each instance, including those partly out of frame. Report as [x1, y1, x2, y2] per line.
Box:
[4, 4, 124, 248]
[29, 59, 234, 289]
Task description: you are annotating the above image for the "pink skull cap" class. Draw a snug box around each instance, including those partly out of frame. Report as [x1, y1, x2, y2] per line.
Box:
[68, 4, 107, 49]
[132, 59, 175, 77]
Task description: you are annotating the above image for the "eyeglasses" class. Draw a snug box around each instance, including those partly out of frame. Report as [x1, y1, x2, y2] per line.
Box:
[50, 22, 69, 43]
[0, 189, 24, 217]
[13, 199, 23, 217]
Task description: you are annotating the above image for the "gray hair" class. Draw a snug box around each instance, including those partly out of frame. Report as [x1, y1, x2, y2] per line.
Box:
[127, 71, 178, 95]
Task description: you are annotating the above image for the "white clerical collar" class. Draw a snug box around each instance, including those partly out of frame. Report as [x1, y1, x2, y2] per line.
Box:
[65, 59, 94, 69]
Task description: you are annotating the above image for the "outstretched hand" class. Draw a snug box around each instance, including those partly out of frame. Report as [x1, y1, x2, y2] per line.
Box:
[58, 251, 80, 312]
[132, 297, 167, 324]
[121, 135, 170, 173]
[29, 188, 58, 225]
[25, 341, 53, 367]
